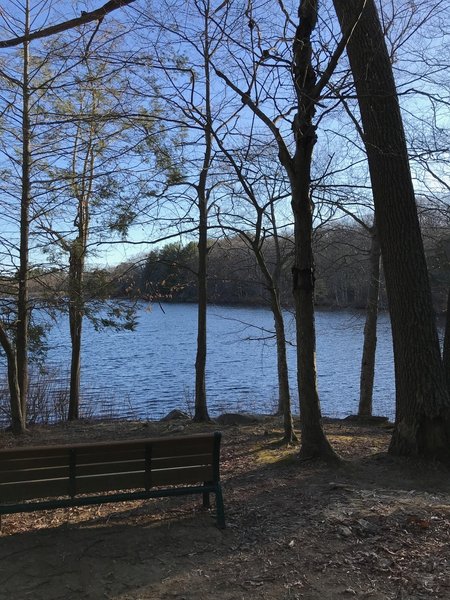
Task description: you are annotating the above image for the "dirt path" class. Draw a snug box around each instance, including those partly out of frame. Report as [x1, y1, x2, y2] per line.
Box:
[1, 418, 449, 599]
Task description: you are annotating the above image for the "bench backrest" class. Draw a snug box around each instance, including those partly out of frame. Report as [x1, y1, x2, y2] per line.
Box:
[0, 432, 220, 504]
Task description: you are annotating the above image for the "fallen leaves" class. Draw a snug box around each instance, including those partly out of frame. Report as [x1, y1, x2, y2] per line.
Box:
[1, 418, 450, 599]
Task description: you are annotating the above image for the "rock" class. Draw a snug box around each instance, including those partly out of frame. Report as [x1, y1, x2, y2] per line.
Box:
[338, 526, 353, 538]
[168, 424, 185, 433]
[379, 558, 393, 569]
[356, 518, 378, 534]
[160, 409, 190, 421]
[216, 413, 265, 425]
[343, 415, 390, 425]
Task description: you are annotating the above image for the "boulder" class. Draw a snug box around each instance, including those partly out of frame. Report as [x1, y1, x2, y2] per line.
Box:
[160, 409, 190, 422]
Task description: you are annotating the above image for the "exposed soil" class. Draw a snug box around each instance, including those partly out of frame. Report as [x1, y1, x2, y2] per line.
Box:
[1, 417, 449, 600]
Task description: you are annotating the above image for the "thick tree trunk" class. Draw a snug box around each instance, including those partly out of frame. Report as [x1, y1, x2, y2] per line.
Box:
[444, 289, 450, 397]
[333, 0, 450, 460]
[292, 182, 337, 461]
[291, 0, 339, 462]
[358, 227, 381, 417]
[5, 354, 25, 435]
[68, 314, 82, 420]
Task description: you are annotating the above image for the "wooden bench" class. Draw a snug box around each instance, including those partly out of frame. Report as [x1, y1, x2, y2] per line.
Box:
[0, 431, 225, 530]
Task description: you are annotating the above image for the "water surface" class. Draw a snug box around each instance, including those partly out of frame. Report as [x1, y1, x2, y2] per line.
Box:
[40, 303, 396, 420]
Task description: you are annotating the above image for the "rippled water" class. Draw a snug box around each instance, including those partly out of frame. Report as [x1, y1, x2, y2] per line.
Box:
[37, 302, 396, 421]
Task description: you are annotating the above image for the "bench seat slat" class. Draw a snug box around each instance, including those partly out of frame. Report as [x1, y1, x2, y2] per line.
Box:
[151, 453, 213, 469]
[73, 448, 144, 463]
[0, 440, 214, 465]
[0, 447, 70, 460]
[75, 453, 212, 476]
[0, 466, 70, 484]
[0, 464, 214, 502]
[0, 454, 213, 484]
[0, 455, 71, 472]
[0, 433, 214, 460]
[75, 465, 213, 494]
[0, 478, 70, 502]
[151, 438, 214, 458]
[151, 465, 213, 486]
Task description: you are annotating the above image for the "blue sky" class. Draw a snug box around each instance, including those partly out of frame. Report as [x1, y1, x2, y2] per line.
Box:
[0, 0, 448, 273]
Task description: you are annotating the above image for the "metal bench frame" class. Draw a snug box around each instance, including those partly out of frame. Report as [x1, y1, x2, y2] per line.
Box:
[0, 431, 225, 530]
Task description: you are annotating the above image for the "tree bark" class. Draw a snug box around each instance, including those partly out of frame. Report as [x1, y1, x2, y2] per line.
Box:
[17, 3, 31, 423]
[358, 226, 381, 417]
[291, 0, 339, 462]
[194, 191, 210, 422]
[250, 236, 296, 442]
[443, 289, 450, 397]
[271, 291, 296, 443]
[68, 243, 85, 421]
[193, 6, 212, 423]
[0, 324, 25, 434]
[333, 0, 450, 460]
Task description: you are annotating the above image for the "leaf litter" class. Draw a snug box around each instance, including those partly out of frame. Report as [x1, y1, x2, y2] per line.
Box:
[0, 416, 449, 599]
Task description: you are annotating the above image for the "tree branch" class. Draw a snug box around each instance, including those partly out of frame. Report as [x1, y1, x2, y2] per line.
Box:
[311, 0, 367, 101]
[0, 0, 136, 48]
[213, 66, 294, 175]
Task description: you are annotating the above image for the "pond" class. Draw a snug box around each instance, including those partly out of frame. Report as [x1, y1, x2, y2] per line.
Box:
[31, 302, 397, 421]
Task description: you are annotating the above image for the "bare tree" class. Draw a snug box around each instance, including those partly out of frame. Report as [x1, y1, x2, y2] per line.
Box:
[214, 145, 297, 444]
[212, 0, 368, 461]
[138, 0, 241, 421]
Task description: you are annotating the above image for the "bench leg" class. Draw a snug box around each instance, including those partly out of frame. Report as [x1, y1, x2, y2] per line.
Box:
[215, 486, 225, 529]
[203, 490, 211, 509]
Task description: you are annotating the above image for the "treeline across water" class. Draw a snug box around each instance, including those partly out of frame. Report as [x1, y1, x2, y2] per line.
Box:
[91, 221, 449, 312]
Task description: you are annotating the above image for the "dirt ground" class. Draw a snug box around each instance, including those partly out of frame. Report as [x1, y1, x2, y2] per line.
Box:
[1, 416, 449, 600]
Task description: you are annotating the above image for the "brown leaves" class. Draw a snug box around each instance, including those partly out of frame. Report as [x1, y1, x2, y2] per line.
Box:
[1, 417, 450, 599]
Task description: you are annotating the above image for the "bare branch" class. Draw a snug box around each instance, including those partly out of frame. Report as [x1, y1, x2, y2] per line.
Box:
[213, 66, 294, 175]
[312, 0, 367, 101]
[0, 0, 136, 48]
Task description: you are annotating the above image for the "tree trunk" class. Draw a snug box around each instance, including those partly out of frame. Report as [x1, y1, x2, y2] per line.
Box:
[0, 325, 25, 434]
[333, 0, 450, 460]
[17, 5, 31, 422]
[292, 182, 337, 460]
[291, 0, 339, 462]
[193, 6, 213, 423]
[270, 286, 297, 444]
[68, 246, 84, 421]
[68, 313, 82, 420]
[443, 289, 450, 397]
[358, 226, 381, 417]
[252, 243, 296, 443]
[194, 194, 210, 422]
